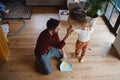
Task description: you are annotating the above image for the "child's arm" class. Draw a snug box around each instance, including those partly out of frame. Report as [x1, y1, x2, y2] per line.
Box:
[90, 27, 94, 34]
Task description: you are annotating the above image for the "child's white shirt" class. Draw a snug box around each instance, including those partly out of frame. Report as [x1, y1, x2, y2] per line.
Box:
[75, 28, 94, 42]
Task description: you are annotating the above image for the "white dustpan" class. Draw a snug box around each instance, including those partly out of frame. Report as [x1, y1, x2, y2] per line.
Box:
[60, 59, 73, 72]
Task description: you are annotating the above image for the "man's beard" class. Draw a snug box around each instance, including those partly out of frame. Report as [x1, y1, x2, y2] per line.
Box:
[52, 30, 57, 37]
[53, 29, 58, 34]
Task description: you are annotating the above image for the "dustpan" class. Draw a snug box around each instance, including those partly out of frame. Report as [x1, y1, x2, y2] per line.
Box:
[60, 59, 73, 72]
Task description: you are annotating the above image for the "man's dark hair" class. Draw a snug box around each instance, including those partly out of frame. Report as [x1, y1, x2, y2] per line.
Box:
[47, 18, 60, 30]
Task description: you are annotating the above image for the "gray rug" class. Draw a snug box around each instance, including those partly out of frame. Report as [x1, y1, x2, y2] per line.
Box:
[3, 0, 32, 19]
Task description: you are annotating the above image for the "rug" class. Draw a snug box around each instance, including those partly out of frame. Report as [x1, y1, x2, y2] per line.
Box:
[3, 0, 32, 19]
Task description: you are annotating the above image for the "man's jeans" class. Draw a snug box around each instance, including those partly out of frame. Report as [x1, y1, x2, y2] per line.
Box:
[35, 47, 63, 74]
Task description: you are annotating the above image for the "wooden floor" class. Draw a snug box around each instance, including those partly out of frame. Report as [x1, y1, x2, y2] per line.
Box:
[0, 7, 120, 80]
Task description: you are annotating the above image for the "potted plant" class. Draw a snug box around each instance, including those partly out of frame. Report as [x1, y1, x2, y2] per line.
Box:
[79, 0, 109, 27]
[85, 0, 109, 18]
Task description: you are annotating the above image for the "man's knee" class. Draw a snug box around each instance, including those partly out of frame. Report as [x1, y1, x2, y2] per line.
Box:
[34, 59, 52, 74]
[44, 69, 52, 74]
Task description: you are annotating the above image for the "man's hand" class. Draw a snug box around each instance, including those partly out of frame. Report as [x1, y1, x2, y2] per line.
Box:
[63, 25, 73, 43]
[59, 49, 67, 61]
[61, 49, 67, 60]
[67, 25, 73, 36]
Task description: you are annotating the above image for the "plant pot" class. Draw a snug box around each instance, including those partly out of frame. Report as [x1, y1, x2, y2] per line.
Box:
[87, 12, 98, 18]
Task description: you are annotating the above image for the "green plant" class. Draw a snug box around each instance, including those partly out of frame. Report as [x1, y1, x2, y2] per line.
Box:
[85, 0, 109, 18]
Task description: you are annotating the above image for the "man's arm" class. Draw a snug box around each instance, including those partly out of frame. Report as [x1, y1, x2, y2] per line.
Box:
[51, 25, 73, 49]
[62, 25, 73, 43]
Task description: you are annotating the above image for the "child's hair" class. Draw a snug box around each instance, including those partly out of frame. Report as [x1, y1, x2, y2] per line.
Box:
[80, 19, 91, 28]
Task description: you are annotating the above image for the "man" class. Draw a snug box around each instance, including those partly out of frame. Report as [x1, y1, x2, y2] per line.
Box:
[0, 2, 9, 17]
[34, 18, 73, 74]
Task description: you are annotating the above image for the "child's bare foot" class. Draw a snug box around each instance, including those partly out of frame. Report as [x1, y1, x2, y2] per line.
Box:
[79, 58, 84, 63]
[72, 54, 77, 58]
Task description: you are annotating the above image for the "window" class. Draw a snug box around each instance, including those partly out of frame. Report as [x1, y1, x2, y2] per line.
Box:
[111, 0, 117, 4]
[105, 2, 114, 20]
[110, 8, 119, 27]
[116, 25, 120, 33]
[116, 0, 120, 11]
[104, 0, 120, 35]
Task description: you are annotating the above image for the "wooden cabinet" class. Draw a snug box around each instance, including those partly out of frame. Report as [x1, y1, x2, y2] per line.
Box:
[113, 29, 120, 57]
[25, 0, 66, 6]
[0, 25, 10, 63]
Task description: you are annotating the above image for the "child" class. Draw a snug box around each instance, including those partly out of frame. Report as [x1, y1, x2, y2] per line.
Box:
[73, 19, 94, 63]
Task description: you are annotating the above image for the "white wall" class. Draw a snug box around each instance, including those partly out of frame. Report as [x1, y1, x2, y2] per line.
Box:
[113, 29, 120, 56]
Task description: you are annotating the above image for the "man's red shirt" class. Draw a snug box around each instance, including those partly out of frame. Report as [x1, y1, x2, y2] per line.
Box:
[34, 29, 65, 55]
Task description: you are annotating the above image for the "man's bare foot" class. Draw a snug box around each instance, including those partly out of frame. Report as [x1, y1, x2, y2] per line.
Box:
[5, 9, 9, 13]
